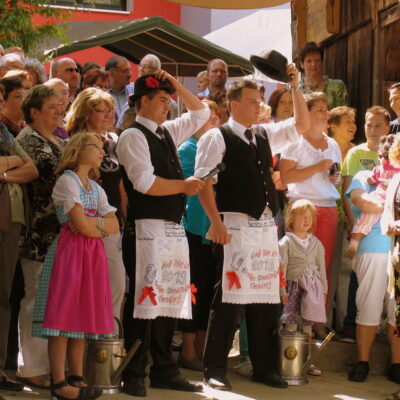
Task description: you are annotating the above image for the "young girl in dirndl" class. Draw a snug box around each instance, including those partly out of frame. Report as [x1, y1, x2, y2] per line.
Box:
[279, 199, 328, 376]
[32, 132, 119, 400]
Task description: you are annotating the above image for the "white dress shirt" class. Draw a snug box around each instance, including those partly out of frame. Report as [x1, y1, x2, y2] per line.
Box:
[116, 107, 210, 194]
[195, 116, 300, 181]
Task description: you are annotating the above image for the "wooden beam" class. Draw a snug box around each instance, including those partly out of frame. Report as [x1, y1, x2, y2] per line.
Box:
[326, 0, 340, 33]
[293, 0, 307, 51]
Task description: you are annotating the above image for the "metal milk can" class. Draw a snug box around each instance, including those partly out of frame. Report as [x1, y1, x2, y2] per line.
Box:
[278, 313, 335, 385]
[84, 318, 141, 394]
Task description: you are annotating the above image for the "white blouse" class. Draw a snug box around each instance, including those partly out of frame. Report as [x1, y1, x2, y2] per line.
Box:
[281, 135, 341, 207]
[52, 172, 116, 216]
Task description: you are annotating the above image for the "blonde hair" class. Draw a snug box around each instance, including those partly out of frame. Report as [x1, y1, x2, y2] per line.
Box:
[284, 199, 317, 232]
[56, 132, 102, 180]
[66, 87, 115, 135]
[389, 136, 400, 168]
[304, 92, 328, 110]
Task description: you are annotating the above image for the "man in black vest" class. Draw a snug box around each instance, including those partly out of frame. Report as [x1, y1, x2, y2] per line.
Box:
[116, 70, 210, 397]
[195, 66, 310, 391]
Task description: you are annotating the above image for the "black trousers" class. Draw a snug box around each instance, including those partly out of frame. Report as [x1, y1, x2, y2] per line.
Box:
[203, 244, 281, 380]
[121, 221, 179, 381]
[178, 231, 217, 333]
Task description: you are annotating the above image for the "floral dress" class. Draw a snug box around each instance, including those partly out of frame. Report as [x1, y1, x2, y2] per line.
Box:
[32, 171, 115, 338]
[16, 126, 63, 262]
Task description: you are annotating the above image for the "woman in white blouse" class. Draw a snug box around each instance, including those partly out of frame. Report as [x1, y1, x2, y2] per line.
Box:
[280, 92, 341, 287]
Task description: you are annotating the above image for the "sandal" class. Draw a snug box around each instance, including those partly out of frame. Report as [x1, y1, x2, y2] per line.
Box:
[386, 391, 400, 400]
[17, 374, 51, 389]
[51, 380, 102, 400]
[67, 376, 86, 387]
[67, 375, 102, 399]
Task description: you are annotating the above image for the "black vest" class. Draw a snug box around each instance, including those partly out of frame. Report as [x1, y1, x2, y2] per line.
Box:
[120, 122, 186, 224]
[215, 124, 279, 218]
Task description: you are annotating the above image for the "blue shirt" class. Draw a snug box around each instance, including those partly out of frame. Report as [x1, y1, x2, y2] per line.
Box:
[109, 82, 135, 119]
[345, 170, 390, 254]
[178, 136, 210, 241]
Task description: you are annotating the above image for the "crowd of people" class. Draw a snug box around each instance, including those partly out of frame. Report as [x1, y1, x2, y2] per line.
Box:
[1, 40, 400, 400]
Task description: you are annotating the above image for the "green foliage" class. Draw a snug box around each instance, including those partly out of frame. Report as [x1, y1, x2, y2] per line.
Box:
[0, 0, 71, 57]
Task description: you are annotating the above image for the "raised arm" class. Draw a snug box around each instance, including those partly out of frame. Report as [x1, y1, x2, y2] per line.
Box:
[287, 64, 310, 134]
[156, 70, 204, 111]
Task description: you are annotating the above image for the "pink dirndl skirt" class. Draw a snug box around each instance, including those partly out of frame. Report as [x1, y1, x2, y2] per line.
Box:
[42, 226, 114, 334]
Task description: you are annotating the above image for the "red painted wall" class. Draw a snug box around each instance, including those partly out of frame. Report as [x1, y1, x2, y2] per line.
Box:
[35, 0, 180, 74]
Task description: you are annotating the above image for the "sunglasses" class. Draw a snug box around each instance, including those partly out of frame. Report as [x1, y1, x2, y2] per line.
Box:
[64, 67, 80, 73]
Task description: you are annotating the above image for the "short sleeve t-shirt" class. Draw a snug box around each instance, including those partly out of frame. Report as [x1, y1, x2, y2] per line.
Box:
[342, 143, 378, 177]
[345, 170, 390, 254]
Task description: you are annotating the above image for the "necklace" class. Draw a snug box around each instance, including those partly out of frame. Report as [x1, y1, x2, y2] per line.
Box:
[305, 77, 323, 92]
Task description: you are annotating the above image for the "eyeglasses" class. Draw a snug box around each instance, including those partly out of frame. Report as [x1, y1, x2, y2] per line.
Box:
[85, 143, 104, 151]
[94, 108, 115, 115]
[64, 67, 80, 73]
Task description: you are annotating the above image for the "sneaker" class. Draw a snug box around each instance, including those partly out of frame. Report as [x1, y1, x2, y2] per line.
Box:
[234, 357, 253, 378]
[340, 331, 356, 344]
[307, 364, 322, 376]
[348, 362, 369, 382]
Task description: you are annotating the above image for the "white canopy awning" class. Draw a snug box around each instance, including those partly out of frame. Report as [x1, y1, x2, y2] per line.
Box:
[204, 8, 292, 83]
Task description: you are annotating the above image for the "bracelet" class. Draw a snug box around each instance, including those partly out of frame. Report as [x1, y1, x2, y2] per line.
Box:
[286, 82, 301, 91]
[2, 171, 7, 181]
[96, 217, 104, 231]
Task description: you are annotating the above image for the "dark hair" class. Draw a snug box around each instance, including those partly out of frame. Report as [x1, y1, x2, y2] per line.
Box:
[105, 56, 128, 71]
[379, 134, 396, 160]
[133, 90, 159, 112]
[298, 41, 324, 70]
[268, 88, 291, 118]
[82, 62, 101, 75]
[22, 85, 56, 124]
[0, 76, 24, 100]
[226, 79, 259, 112]
[83, 69, 109, 88]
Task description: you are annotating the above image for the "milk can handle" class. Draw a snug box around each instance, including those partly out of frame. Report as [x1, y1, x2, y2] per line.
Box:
[277, 312, 304, 335]
[114, 317, 124, 339]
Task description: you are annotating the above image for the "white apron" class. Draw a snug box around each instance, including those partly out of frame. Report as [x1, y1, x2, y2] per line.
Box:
[133, 219, 192, 320]
[221, 209, 280, 304]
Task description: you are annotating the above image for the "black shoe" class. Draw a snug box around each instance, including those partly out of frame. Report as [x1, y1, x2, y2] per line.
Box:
[66, 375, 102, 399]
[348, 362, 369, 382]
[252, 373, 288, 389]
[204, 376, 232, 391]
[123, 377, 147, 397]
[150, 374, 202, 392]
[388, 364, 400, 384]
[51, 380, 102, 400]
[0, 374, 23, 391]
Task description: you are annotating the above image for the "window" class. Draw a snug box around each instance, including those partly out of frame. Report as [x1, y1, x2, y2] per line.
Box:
[50, 0, 127, 11]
